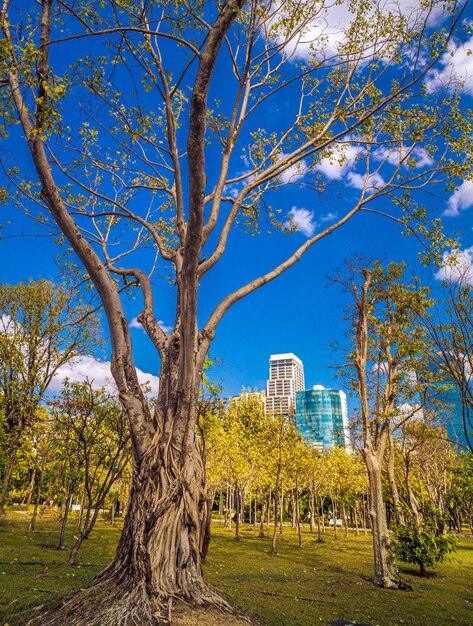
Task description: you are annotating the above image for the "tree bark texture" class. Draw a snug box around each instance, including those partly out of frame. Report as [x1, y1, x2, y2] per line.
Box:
[365, 451, 400, 589]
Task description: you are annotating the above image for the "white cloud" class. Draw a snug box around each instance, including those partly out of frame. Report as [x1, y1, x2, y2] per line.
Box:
[0, 314, 13, 333]
[320, 211, 338, 223]
[267, 0, 446, 61]
[279, 158, 309, 184]
[434, 247, 473, 286]
[129, 317, 173, 334]
[314, 143, 362, 180]
[129, 317, 143, 330]
[347, 170, 385, 191]
[49, 355, 160, 396]
[444, 179, 473, 217]
[374, 145, 434, 169]
[286, 206, 316, 236]
[426, 34, 473, 95]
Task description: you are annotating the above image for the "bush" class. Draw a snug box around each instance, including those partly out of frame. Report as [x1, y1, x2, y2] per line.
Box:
[393, 523, 456, 576]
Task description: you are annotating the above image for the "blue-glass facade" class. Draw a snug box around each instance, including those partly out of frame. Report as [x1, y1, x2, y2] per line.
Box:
[427, 381, 472, 450]
[295, 387, 348, 451]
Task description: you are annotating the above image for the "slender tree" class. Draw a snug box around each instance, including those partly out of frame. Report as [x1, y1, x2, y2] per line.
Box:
[50, 379, 131, 564]
[421, 267, 473, 451]
[1, 0, 471, 620]
[0, 280, 99, 513]
[335, 259, 432, 588]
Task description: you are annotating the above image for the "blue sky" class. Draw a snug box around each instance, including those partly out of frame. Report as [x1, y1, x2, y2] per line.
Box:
[1, 1, 473, 402]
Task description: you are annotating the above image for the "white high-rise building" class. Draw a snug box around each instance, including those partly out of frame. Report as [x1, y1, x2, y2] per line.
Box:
[265, 353, 305, 419]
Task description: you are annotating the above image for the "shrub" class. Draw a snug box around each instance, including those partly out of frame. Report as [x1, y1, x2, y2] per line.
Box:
[393, 523, 456, 576]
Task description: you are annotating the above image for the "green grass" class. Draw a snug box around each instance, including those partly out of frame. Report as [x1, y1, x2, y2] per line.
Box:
[1, 514, 472, 625]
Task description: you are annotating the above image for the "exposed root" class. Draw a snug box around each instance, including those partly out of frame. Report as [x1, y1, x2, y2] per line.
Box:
[26, 578, 235, 626]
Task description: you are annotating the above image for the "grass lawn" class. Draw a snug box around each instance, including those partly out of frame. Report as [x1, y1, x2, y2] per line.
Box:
[0, 513, 472, 625]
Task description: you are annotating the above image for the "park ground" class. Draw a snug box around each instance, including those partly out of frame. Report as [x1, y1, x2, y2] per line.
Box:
[0, 513, 472, 625]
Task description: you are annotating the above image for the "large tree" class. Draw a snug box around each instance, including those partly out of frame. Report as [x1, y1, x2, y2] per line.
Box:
[1, 0, 471, 622]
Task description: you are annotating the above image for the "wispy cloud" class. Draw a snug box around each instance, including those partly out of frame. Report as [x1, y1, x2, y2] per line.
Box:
[129, 317, 173, 334]
[347, 171, 385, 191]
[279, 158, 309, 184]
[425, 34, 473, 95]
[434, 246, 473, 286]
[373, 145, 434, 169]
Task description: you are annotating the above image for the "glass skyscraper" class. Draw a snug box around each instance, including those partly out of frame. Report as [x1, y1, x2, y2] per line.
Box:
[295, 386, 350, 451]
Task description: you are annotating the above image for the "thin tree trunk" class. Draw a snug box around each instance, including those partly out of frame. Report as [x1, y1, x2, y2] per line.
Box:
[259, 499, 267, 538]
[272, 478, 280, 554]
[77, 485, 86, 532]
[342, 502, 349, 538]
[279, 485, 284, 534]
[295, 477, 302, 548]
[354, 502, 360, 536]
[309, 489, 315, 534]
[316, 493, 323, 542]
[320, 496, 325, 535]
[362, 494, 368, 534]
[69, 502, 101, 565]
[218, 489, 223, 520]
[227, 485, 232, 530]
[26, 467, 37, 506]
[387, 429, 403, 526]
[58, 479, 75, 549]
[0, 448, 17, 514]
[235, 482, 240, 541]
[29, 470, 43, 532]
[332, 497, 338, 538]
[267, 488, 271, 528]
[291, 488, 296, 528]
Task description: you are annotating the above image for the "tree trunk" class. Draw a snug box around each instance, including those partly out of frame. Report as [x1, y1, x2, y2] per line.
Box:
[259, 499, 267, 538]
[26, 467, 37, 506]
[354, 502, 360, 536]
[58, 479, 75, 549]
[332, 497, 338, 538]
[235, 481, 240, 541]
[295, 477, 302, 548]
[364, 450, 400, 589]
[201, 488, 215, 562]
[316, 494, 324, 542]
[342, 502, 349, 538]
[309, 489, 315, 534]
[272, 478, 280, 554]
[226, 485, 232, 530]
[320, 496, 325, 535]
[0, 448, 18, 514]
[29, 470, 43, 532]
[387, 429, 404, 526]
[77, 485, 86, 532]
[267, 488, 271, 529]
[279, 484, 284, 534]
[218, 489, 223, 519]
[291, 488, 296, 528]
